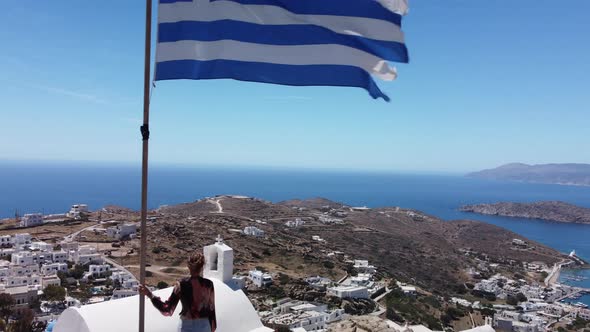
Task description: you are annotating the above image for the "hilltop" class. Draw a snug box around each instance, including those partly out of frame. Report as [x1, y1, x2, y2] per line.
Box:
[460, 201, 590, 224]
[467, 163, 590, 186]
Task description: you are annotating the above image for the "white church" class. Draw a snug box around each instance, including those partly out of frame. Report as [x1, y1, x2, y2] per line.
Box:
[52, 237, 272, 332]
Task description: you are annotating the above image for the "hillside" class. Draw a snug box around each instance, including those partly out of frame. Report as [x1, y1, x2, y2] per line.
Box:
[141, 195, 563, 296]
[467, 163, 590, 186]
[460, 201, 590, 224]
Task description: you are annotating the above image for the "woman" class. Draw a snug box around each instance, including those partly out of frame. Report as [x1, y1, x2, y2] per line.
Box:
[139, 252, 217, 332]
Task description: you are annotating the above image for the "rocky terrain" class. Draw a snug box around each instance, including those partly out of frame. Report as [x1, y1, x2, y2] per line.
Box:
[328, 315, 397, 332]
[138, 195, 563, 296]
[460, 201, 590, 224]
[467, 163, 590, 186]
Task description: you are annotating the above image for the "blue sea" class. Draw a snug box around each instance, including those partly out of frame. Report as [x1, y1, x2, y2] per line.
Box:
[1, 162, 589, 303]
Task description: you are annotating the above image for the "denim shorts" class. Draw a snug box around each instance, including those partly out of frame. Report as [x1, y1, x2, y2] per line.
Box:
[178, 319, 212, 332]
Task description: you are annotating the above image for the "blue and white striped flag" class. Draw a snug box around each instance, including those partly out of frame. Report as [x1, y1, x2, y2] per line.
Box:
[155, 0, 409, 101]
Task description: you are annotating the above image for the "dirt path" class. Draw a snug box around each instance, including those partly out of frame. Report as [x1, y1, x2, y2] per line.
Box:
[207, 198, 224, 213]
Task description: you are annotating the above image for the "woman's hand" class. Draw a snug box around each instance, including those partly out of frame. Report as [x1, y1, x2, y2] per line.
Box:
[138, 285, 153, 299]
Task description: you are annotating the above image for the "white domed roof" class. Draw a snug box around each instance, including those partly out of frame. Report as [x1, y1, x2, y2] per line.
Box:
[53, 278, 272, 332]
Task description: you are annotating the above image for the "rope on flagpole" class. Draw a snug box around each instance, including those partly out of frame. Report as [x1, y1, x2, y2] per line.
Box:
[139, 0, 152, 331]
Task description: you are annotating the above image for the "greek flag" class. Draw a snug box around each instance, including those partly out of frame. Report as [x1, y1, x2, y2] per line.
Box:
[155, 0, 409, 101]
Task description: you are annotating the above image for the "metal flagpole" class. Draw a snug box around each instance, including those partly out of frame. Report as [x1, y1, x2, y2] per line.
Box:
[139, 0, 152, 331]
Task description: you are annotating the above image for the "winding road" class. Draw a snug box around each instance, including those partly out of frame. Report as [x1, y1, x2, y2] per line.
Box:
[207, 198, 224, 213]
[63, 223, 100, 243]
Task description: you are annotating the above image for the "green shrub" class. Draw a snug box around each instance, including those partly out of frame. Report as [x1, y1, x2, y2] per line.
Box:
[516, 292, 527, 303]
[323, 261, 335, 269]
[506, 296, 518, 306]
[43, 285, 66, 302]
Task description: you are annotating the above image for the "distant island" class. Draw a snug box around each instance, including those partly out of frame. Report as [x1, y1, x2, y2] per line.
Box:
[467, 163, 590, 186]
[460, 201, 590, 224]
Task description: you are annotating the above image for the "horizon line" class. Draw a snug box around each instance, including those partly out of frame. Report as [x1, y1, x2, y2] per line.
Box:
[0, 158, 467, 176]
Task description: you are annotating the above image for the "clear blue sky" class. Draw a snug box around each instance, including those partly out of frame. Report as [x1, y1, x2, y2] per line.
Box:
[1, 1, 589, 173]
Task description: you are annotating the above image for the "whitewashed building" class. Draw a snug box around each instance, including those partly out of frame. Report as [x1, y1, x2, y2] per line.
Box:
[66, 204, 88, 219]
[285, 218, 305, 228]
[11, 252, 37, 266]
[84, 264, 111, 280]
[67, 204, 89, 219]
[311, 235, 325, 242]
[0, 235, 13, 247]
[243, 226, 265, 237]
[78, 254, 103, 265]
[0, 248, 17, 259]
[401, 285, 417, 296]
[512, 239, 526, 246]
[21, 213, 44, 228]
[350, 273, 372, 287]
[41, 263, 68, 276]
[353, 260, 377, 274]
[71, 246, 103, 265]
[13, 233, 32, 246]
[0, 267, 9, 280]
[306, 276, 332, 290]
[266, 310, 327, 331]
[42, 275, 61, 289]
[106, 223, 137, 240]
[578, 309, 590, 321]
[110, 271, 138, 289]
[61, 241, 79, 252]
[30, 241, 53, 252]
[249, 270, 273, 287]
[4, 275, 41, 288]
[52, 251, 68, 263]
[8, 264, 40, 277]
[327, 285, 369, 299]
[265, 300, 345, 331]
[112, 289, 137, 300]
[66, 296, 82, 308]
[1, 285, 38, 307]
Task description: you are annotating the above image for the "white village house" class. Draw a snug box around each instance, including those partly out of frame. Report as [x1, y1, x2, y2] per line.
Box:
[106, 223, 137, 240]
[83, 264, 111, 281]
[285, 218, 305, 228]
[20, 213, 44, 228]
[110, 271, 139, 289]
[112, 289, 137, 300]
[69, 245, 103, 265]
[327, 285, 369, 299]
[30, 241, 53, 252]
[248, 270, 273, 288]
[67, 204, 89, 219]
[264, 298, 345, 331]
[0, 235, 12, 247]
[13, 233, 32, 246]
[0, 285, 38, 307]
[41, 263, 68, 276]
[353, 260, 377, 274]
[41, 275, 61, 289]
[243, 226, 265, 237]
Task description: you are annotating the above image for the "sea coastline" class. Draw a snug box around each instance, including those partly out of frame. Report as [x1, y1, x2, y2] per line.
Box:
[2, 163, 590, 300]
